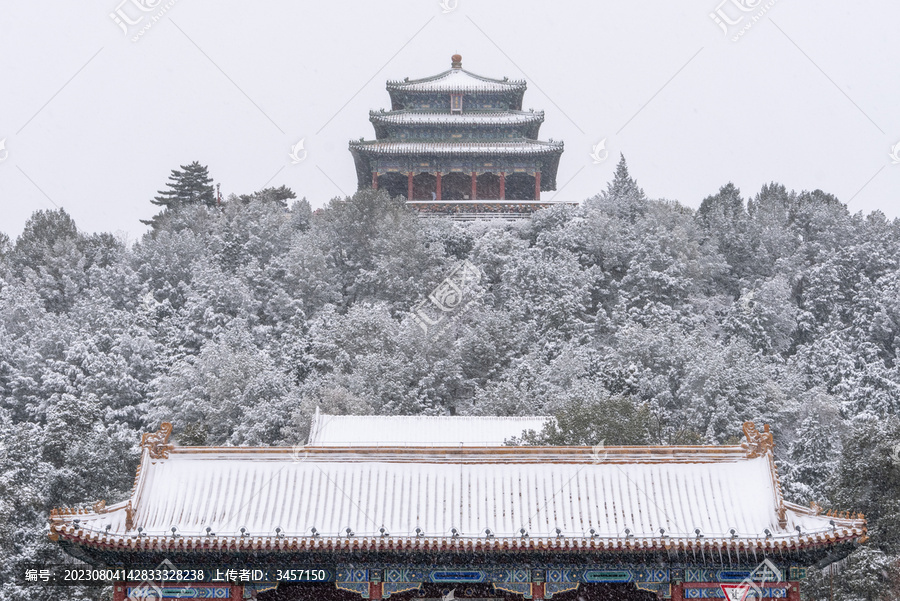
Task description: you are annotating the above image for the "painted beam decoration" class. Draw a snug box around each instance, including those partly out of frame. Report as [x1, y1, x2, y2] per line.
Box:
[329, 562, 800, 600]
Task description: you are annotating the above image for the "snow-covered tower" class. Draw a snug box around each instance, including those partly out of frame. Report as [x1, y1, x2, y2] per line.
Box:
[349, 55, 567, 219]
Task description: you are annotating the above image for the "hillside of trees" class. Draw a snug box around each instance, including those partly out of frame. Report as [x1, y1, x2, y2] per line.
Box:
[1, 157, 899, 599]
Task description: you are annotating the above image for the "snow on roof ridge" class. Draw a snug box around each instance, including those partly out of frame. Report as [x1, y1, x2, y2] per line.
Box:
[349, 140, 564, 155]
[370, 110, 544, 124]
[316, 413, 551, 420]
[386, 68, 526, 90]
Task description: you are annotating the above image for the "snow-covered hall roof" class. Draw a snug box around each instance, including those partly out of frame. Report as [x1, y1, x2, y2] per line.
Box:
[307, 411, 551, 446]
[348, 139, 564, 156]
[386, 66, 526, 94]
[369, 109, 544, 127]
[49, 421, 867, 554]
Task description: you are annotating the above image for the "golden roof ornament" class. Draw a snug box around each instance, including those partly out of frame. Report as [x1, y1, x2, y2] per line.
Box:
[741, 421, 774, 458]
[141, 422, 174, 460]
[125, 500, 134, 532]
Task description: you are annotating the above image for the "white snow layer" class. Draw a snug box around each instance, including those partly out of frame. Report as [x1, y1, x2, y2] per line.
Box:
[308, 414, 551, 446]
[69, 449, 846, 542]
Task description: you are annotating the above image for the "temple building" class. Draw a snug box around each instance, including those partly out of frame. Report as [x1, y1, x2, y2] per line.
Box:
[349, 55, 568, 219]
[49, 418, 866, 600]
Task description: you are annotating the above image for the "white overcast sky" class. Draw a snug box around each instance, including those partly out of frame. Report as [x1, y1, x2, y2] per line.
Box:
[1, 1, 898, 241]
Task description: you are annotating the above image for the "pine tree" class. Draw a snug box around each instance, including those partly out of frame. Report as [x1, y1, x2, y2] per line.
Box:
[607, 154, 645, 202]
[142, 161, 216, 228]
[584, 154, 647, 221]
[237, 185, 297, 207]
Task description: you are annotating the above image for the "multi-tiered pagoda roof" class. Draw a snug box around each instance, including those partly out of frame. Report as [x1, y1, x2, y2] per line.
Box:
[350, 55, 567, 219]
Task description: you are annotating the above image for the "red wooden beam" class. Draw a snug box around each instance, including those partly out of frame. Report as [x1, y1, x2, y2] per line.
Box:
[372, 172, 378, 190]
[408, 172, 414, 200]
[471, 172, 477, 200]
[436, 172, 442, 200]
[534, 171, 541, 200]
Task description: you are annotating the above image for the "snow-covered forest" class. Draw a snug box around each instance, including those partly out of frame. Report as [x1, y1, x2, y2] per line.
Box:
[2, 157, 899, 599]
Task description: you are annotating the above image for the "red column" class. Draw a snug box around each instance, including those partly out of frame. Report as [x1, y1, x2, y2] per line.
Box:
[230, 584, 242, 601]
[471, 172, 477, 200]
[113, 583, 126, 601]
[372, 172, 378, 190]
[436, 172, 442, 200]
[787, 581, 800, 601]
[408, 172, 414, 200]
[531, 583, 544, 600]
[369, 582, 383, 600]
[534, 171, 541, 200]
[670, 582, 684, 601]
[499, 172, 506, 200]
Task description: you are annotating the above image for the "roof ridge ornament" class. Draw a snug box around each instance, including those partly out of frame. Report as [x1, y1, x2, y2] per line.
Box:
[141, 422, 174, 460]
[741, 421, 774, 458]
[451, 54, 462, 69]
[125, 500, 134, 532]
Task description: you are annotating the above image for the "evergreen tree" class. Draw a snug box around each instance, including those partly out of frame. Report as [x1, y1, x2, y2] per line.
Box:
[584, 154, 648, 222]
[10, 209, 86, 313]
[607, 153, 645, 202]
[142, 161, 216, 228]
[780, 413, 838, 504]
[236, 185, 297, 207]
[506, 386, 652, 446]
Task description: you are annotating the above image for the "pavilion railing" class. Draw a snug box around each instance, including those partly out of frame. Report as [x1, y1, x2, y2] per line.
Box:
[417, 212, 534, 221]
